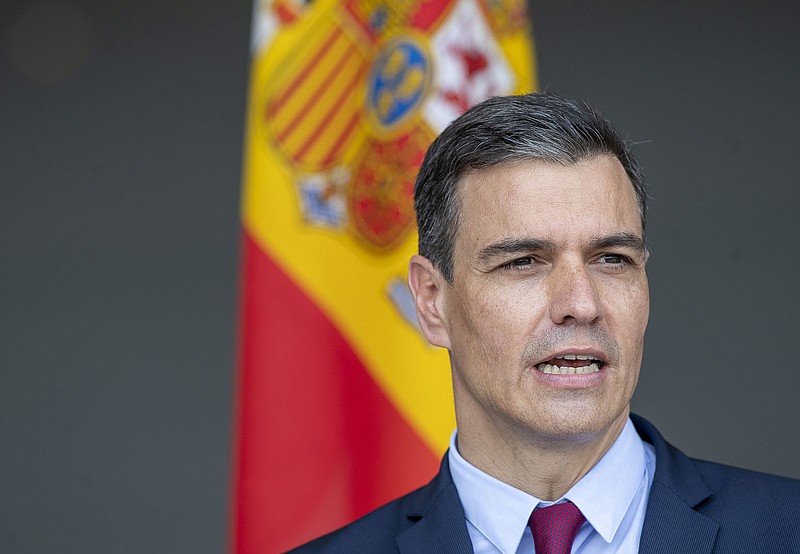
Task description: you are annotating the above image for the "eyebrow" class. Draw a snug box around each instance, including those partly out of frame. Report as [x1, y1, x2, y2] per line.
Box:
[477, 232, 646, 262]
[589, 232, 647, 254]
[477, 238, 557, 262]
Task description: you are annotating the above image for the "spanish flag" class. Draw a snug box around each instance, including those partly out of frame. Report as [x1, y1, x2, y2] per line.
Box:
[232, 1, 536, 551]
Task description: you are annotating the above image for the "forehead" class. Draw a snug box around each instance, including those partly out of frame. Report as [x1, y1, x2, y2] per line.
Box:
[455, 156, 642, 248]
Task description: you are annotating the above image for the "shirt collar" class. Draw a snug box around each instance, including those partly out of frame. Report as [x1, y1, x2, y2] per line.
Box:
[565, 418, 647, 543]
[448, 417, 648, 549]
[448, 432, 538, 554]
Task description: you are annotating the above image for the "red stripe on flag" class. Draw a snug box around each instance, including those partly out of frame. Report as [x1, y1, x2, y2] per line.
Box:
[231, 230, 440, 553]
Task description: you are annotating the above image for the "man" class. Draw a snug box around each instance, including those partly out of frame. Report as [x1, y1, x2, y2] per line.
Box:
[291, 92, 800, 553]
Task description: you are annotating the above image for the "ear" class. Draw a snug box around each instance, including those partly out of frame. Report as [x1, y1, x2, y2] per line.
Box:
[408, 254, 451, 349]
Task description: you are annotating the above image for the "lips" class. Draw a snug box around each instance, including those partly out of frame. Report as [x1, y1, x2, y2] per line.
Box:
[536, 354, 603, 375]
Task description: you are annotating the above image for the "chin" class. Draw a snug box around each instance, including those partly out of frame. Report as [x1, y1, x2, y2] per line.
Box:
[527, 403, 629, 445]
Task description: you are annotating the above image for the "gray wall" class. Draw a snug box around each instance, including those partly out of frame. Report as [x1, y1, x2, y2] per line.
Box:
[1, 1, 797, 552]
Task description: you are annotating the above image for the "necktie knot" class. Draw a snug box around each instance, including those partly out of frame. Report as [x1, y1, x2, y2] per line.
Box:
[529, 501, 586, 554]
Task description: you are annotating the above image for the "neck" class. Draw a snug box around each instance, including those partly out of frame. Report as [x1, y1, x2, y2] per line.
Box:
[455, 410, 629, 501]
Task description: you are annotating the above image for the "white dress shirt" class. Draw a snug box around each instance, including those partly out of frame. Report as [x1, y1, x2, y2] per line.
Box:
[448, 418, 656, 553]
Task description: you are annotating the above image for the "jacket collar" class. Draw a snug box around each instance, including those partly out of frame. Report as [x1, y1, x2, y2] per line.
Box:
[396, 455, 474, 554]
[632, 414, 720, 554]
[395, 416, 721, 554]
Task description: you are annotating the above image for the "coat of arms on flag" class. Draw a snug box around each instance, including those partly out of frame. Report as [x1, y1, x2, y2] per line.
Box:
[256, 0, 529, 253]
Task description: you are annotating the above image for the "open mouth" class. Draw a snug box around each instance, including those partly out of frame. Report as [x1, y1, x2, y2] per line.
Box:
[536, 354, 603, 375]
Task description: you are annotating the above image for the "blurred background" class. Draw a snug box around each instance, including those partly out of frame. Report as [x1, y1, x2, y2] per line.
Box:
[2, 0, 798, 552]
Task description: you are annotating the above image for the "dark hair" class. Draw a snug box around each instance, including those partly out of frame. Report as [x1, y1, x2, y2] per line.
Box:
[414, 92, 646, 282]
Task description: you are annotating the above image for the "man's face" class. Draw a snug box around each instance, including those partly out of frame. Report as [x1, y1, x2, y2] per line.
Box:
[435, 155, 649, 447]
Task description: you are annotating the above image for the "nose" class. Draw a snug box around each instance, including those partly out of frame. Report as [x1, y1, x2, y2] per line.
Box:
[548, 261, 603, 325]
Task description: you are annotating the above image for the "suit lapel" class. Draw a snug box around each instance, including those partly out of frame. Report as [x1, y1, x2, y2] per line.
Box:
[638, 481, 719, 554]
[632, 415, 720, 554]
[396, 455, 473, 554]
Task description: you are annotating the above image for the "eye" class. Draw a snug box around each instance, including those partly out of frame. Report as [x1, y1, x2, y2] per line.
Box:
[502, 256, 536, 270]
[599, 253, 627, 264]
[595, 252, 637, 272]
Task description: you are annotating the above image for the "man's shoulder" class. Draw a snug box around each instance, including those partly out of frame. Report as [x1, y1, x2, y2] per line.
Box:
[692, 456, 800, 485]
[633, 414, 800, 495]
[287, 460, 464, 554]
[685, 458, 800, 550]
[633, 414, 800, 550]
[691, 456, 800, 507]
[287, 489, 419, 553]
[633, 414, 800, 498]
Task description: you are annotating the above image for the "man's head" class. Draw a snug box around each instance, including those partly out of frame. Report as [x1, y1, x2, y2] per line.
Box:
[414, 92, 646, 283]
[408, 92, 650, 467]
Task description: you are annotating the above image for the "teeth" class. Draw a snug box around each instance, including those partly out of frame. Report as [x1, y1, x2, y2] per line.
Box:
[537, 362, 600, 375]
[555, 354, 593, 361]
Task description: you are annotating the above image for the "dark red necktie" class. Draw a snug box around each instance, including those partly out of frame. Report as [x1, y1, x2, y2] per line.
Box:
[529, 501, 586, 554]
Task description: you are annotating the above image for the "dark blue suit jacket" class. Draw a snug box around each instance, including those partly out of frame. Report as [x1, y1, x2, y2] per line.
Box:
[290, 415, 800, 553]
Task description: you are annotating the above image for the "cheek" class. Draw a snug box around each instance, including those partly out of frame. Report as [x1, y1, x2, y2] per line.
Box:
[482, 291, 550, 371]
[631, 280, 650, 332]
[621, 288, 650, 354]
[601, 278, 649, 346]
[454, 285, 534, 359]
